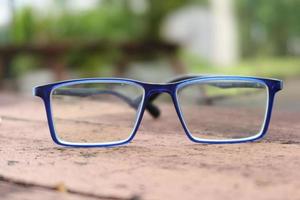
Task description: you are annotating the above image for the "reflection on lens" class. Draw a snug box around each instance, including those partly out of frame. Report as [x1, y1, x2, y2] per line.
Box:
[51, 82, 144, 144]
[177, 80, 268, 141]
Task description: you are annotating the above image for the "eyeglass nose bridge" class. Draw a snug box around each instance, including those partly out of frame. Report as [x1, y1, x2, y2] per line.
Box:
[148, 88, 169, 97]
[146, 84, 175, 98]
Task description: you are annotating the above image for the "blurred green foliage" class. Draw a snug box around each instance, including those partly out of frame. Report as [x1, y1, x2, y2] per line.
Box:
[3, 0, 207, 77]
[9, 0, 206, 44]
[188, 56, 300, 79]
[236, 0, 300, 57]
[12, 7, 35, 44]
[10, 55, 39, 78]
[11, 2, 140, 43]
[0, 0, 299, 78]
[6, 0, 298, 57]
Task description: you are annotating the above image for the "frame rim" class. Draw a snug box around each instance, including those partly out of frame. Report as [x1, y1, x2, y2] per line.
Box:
[174, 77, 271, 144]
[42, 79, 146, 147]
[34, 75, 282, 147]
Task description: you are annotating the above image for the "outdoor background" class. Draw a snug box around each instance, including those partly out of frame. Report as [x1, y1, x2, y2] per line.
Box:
[0, 0, 299, 93]
[0, 1, 300, 199]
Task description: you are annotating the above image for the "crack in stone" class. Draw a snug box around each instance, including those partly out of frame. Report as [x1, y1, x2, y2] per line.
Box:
[0, 116, 45, 123]
[0, 175, 141, 200]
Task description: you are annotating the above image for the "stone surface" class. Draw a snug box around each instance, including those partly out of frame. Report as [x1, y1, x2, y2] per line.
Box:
[0, 79, 299, 200]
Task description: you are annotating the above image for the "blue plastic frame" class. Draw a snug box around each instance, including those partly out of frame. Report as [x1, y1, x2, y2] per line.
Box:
[33, 75, 283, 147]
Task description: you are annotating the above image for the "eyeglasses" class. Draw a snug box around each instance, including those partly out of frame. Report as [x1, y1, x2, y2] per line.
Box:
[34, 75, 282, 147]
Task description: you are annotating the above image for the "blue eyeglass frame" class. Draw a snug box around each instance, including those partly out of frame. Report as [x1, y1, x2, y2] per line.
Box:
[34, 75, 283, 148]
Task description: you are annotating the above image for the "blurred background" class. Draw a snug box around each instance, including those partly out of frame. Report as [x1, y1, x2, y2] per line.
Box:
[0, 0, 299, 93]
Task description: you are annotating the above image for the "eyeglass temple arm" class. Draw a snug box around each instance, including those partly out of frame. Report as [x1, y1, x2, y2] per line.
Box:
[54, 88, 160, 118]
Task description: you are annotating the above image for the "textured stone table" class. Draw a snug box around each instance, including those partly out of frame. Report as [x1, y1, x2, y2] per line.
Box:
[0, 79, 299, 200]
